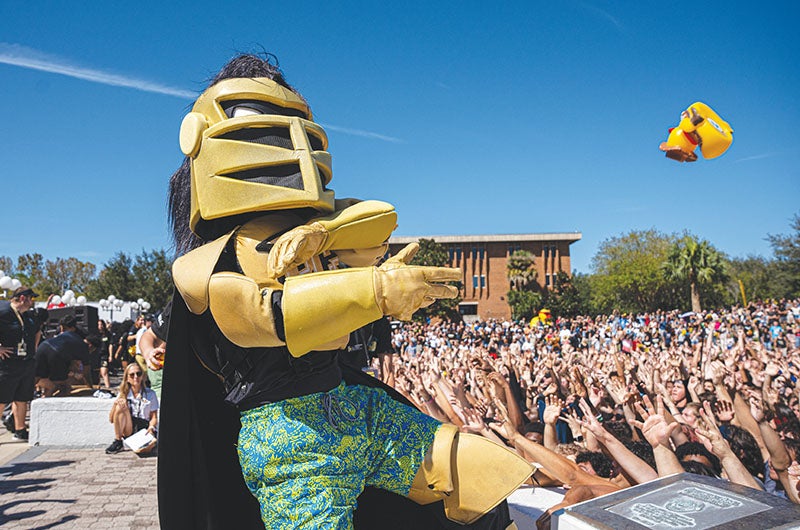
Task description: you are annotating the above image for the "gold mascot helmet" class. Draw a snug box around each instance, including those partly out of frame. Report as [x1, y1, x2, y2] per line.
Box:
[179, 77, 335, 236]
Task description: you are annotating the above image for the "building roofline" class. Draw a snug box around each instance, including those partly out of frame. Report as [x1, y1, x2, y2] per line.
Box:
[389, 233, 582, 244]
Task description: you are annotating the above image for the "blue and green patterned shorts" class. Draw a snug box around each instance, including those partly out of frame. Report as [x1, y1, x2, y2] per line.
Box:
[238, 383, 441, 530]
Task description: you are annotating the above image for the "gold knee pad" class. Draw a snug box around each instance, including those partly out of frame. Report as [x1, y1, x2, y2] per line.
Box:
[407, 424, 533, 525]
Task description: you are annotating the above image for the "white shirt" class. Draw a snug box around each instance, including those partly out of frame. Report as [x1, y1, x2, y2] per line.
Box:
[127, 387, 159, 421]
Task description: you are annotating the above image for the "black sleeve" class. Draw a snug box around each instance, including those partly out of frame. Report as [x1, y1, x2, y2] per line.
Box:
[371, 317, 394, 356]
[151, 300, 173, 342]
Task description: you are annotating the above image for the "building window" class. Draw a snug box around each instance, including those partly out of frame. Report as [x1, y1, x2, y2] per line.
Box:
[473, 275, 479, 289]
[480, 275, 486, 288]
[455, 247, 462, 262]
[448, 247, 454, 262]
[459, 303, 478, 316]
[545, 274, 551, 286]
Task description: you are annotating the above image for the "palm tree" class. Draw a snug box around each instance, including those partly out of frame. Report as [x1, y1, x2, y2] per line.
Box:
[507, 250, 537, 291]
[664, 235, 727, 312]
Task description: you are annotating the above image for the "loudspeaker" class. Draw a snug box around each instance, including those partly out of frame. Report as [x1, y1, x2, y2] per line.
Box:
[42, 306, 99, 340]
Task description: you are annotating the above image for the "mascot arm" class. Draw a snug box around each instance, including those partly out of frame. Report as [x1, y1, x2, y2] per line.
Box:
[283, 247, 460, 357]
[268, 200, 397, 277]
[207, 272, 285, 348]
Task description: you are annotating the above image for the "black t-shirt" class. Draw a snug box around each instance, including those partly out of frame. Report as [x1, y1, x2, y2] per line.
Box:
[340, 317, 394, 371]
[36, 330, 90, 364]
[0, 301, 39, 363]
[189, 309, 341, 411]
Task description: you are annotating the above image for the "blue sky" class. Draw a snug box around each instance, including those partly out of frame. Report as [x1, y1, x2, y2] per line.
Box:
[0, 1, 797, 274]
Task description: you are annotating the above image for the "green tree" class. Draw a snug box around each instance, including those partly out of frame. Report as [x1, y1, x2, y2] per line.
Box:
[14, 253, 47, 293]
[0, 256, 13, 276]
[664, 235, 728, 312]
[44, 258, 97, 295]
[0, 254, 96, 298]
[506, 250, 537, 291]
[767, 212, 800, 298]
[507, 290, 542, 320]
[590, 229, 682, 313]
[726, 256, 780, 303]
[506, 250, 542, 320]
[547, 271, 591, 318]
[409, 239, 461, 321]
[131, 249, 173, 309]
[86, 252, 136, 302]
[86, 249, 174, 309]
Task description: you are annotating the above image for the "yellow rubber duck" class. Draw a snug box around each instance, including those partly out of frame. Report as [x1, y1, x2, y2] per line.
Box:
[660, 102, 733, 162]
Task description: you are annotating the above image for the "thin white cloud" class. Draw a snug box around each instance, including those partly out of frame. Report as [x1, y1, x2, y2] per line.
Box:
[318, 123, 403, 143]
[578, 2, 623, 31]
[734, 152, 779, 163]
[0, 42, 196, 99]
[1, 43, 402, 143]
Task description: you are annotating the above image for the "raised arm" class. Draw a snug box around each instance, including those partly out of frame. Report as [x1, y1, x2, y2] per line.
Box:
[696, 403, 763, 491]
[578, 399, 658, 484]
[631, 395, 684, 477]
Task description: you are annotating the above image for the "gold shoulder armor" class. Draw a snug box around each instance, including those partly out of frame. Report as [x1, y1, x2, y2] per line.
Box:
[172, 231, 234, 314]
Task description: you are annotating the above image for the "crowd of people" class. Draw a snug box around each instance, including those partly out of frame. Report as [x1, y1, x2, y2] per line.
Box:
[4, 282, 800, 524]
[0, 286, 160, 447]
[373, 299, 800, 524]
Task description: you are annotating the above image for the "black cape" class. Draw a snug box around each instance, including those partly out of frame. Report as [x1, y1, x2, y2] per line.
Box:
[157, 293, 513, 529]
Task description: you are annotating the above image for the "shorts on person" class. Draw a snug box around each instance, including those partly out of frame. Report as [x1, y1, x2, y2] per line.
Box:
[238, 382, 440, 530]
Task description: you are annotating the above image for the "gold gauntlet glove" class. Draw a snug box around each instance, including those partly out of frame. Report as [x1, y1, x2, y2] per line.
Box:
[282, 243, 460, 357]
[373, 243, 461, 321]
[267, 200, 397, 277]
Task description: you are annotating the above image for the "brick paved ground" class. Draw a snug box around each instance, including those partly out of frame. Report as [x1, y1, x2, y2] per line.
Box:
[0, 444, 158, 529]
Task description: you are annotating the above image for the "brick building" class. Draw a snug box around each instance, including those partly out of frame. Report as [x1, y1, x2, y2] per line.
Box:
[388, 233, 582, 320]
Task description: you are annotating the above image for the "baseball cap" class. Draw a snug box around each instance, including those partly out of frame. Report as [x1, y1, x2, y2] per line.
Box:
[12, 287, 39, 299]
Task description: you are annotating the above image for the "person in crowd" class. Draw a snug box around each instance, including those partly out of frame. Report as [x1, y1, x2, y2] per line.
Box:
[133, 313, 153, 373]
[109, 319, 131, 373]
[34, 315, 91, 396]
[95, 319, 112, 388]
[105, 362, 159, 454]
[123, 315, 144, 371]
[139, 302, 170, 401]
[0, 287, 39, 441]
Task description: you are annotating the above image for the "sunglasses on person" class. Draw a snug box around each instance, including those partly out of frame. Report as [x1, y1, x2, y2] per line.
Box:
[128, 371, 143, 378]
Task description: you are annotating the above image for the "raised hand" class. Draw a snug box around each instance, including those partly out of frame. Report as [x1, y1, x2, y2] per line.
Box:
[632, 395, 681, 449]
[748, 394, 766, 423]
[713, 400, 735, 423]
[605, 379, 627, 405]
[560, 408, 584, 440]
[543, 395, 564, 425]
[460, 406, 488, 435]
[577, 398, 607, 441]
[695, 405, 733, 459]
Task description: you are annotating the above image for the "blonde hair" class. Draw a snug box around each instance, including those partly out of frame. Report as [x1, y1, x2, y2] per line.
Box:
[118, 363, 148, 398]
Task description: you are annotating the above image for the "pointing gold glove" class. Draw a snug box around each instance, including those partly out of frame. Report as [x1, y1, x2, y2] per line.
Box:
[374, 243, 461, 321]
